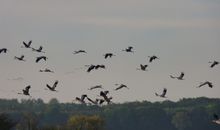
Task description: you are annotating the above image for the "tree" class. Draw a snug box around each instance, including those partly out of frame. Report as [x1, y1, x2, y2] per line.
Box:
[172, 111, 192, 130]
[67, 115, 104, 130]
[0, 114, 15, 130]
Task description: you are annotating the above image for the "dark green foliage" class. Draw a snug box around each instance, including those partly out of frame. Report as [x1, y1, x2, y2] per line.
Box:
[0, 97, 220, 130]
[0, 113, 15, 130]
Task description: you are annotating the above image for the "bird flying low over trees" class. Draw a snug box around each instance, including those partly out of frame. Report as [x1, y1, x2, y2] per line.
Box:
[18, 85, 31, 97]
[22, 40, 32, 48]
[100, 91, 112, 104]
[75, 94, 88, 104]
[46, 80, 59, 92]
[197, 81, 213, 88]
[170, 72, 185, 80]
[155, 88, 167, 98]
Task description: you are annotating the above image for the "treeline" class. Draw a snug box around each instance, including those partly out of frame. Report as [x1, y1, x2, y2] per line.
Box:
[0, 97, 220, 130]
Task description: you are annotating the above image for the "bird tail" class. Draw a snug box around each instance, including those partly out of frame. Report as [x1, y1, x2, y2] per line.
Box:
[155, 93, 159, 96]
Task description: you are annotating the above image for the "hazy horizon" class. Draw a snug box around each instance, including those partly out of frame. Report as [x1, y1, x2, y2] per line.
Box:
[0, 0, 220, 103]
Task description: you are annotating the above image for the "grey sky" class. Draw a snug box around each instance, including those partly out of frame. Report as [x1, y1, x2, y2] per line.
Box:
[0, 0, 220, 103]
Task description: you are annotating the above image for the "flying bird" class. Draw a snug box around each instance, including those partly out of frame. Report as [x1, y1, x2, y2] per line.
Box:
[148, 55, 159, 63]
[197, 81, 213, 88]
[170, 72, 185, 80]
[39, 68, 54, 73]
[212, 113, 220, 125]
[73, 50, 87, 54]
[114, 84, 129, 91]
[137, 64, 148, 71]
[122, 46, 134, 53]
[155, 88, 167, 98]
[18, 85, 31, 96]
[95, 64, 105, 69]
[75, 94, 87, 104]
[36, 56, 47, 63]
[209, 61, 219, 68]
[104, 53, 115, 59]
[0, 48, 8, 54]
[14, 55, 25, 61]
[100, 91, 112, 104]
[22, 40, 32, 48]
[88, 85, 103, 90]
[32, 46, 45, 53]
[46, 80, 59, 91]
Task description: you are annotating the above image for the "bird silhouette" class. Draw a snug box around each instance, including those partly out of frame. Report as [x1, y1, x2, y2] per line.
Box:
[75, 94, 87, 104]
[22, 41, 32, 48]
[212, 113, 220, 125]
[155, 88, 167, 98]
[46, 80, 59, 91]
[39, 68, 54, 73]
[137, 64, 148, 71]
[122, 46, 134, 53]
[32, 46, 45, 53]
[148, 55, 159, 63]
[86, 64, 105, 72]
[197, 81, 213, 88]
[100, 91, 112, 104]
[95, 64, 105, 69]
[114, 84, 129, 91]
[104, 53, 115, 59]
[170, 72, 185, 80]
[36, 56, 47, 63]
[18, 85, 31, 96]
[0, 48, 8, 54]
[88, 85, 103, 90]
[73, 50, 87, 54]
[14, 55, 25, 61]
[209, 61, 219, 68]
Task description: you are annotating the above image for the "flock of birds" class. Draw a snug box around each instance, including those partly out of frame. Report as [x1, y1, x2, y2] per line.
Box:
[0, 41, 220, 125]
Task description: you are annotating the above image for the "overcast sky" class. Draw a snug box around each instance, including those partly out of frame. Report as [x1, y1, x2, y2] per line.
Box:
[0, 0, 220, 103]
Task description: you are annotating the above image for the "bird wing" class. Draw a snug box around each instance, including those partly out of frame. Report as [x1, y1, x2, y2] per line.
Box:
[25, 85, 31, 91]
[28, 40, 32, 46]
[52, 80, 58, 89]
[161, 88, 167, 97]
[46, 84, 52, 90]
[104, 54, 108, 59]
[36, 57, 40, 63]
[81, 95, 87, 101]
[23, 42, 28, 47]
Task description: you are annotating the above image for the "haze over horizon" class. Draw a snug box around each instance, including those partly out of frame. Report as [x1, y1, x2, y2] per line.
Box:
[0, 0, 220, 103]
